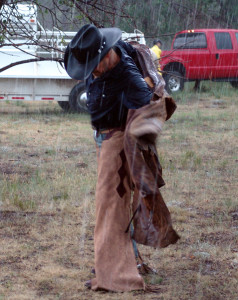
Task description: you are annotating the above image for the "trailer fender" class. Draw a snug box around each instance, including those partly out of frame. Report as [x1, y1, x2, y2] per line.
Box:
[69, 82, 88, 113]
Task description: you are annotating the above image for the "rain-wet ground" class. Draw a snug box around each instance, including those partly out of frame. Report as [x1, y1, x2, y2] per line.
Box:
[0, 86, 237, 299]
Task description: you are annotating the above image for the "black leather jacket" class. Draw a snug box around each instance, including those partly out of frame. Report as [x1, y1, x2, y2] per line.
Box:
[86, 40, 152, 130]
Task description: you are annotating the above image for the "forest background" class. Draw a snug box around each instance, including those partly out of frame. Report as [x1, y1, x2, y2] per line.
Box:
[1, 0, 238, 49]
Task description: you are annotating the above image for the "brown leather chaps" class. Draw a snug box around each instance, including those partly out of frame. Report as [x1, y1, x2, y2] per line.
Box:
[91, 130, 145, 292]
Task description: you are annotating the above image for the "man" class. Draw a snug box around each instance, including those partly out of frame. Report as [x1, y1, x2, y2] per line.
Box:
[150, 39, 163, 73]
[64, 24, 152, 292]
[64, 24, 179, 292]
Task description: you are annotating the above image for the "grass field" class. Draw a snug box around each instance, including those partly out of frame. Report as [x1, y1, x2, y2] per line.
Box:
[0, 82, 238, 299]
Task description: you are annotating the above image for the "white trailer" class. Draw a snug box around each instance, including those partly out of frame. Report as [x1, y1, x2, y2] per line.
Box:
[0, 3, 146, 112]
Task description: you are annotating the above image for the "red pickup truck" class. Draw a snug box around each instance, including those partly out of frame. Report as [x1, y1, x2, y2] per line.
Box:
[160, 29, 238, 93]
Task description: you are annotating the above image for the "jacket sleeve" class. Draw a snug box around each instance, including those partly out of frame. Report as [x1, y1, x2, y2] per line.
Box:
[115, 40, 153, 109]
[123, 71, 153, 109]
[117, 39, 138, 61]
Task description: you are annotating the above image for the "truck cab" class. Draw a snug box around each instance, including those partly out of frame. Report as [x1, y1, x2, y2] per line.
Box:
[160, 29, 238, 93]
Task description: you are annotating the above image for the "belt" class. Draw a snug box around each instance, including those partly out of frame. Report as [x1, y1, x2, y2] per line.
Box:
[95, 127, 124, 137]
[97, 129, 112, 134]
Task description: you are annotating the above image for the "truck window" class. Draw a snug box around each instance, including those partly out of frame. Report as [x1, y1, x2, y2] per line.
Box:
[214, 32, 233, 49]
[173, 33, 207, 49]
[236, 33, 238, 44]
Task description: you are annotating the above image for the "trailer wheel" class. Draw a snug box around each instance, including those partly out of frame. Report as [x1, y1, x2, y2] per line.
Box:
[69, 82, 88, 113]
[230, 81, 238, 88]
[57, 101, 71, 112]
[164, 71, 184, 93]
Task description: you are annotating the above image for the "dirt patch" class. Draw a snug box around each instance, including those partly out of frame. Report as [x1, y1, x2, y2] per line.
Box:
[0, 210, 55, 223]
[0, 161, 36, 178]
[199, 231, 235, 246]
[230, 210, 238, 220]
[0, 162, 20, 175]
[37, 280, 55, 296]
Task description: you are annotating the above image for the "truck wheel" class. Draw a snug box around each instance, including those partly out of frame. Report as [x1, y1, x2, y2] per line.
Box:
[230, 81, 238, 88]
[69, 82, 88, 113]
[57, 101, 71, 112]
[164, 71, 184, 93]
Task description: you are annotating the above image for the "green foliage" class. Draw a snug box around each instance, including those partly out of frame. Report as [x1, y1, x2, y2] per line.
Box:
[120, 0, 238, 46]
[180, 150, 202, 170]
[1, 0, 238, 56]
[2, 0, 238, 43]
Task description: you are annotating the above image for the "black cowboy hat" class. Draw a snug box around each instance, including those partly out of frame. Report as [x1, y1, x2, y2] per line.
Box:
[64, 24, 122, 80]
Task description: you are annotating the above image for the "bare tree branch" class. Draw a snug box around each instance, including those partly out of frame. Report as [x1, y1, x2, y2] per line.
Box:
[0, 0, 135, 72]
[0, 57, 63, 73]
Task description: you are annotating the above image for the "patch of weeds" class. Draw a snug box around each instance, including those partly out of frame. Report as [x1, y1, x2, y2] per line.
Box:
[1, 176, 40, 210]
[45, 149, 56, 156]
[218, 159, 229, 170]
[211, 212, 226, 224]
[1, 277, 13, 289]
[55, 256, 79, 269]
[170, 113, 193, 125]
[15, 101, 28, 108]
[224, 198, 237, 211]
[57, 111, 90, 122]
[1, 179, 19, 201]
[13, 194, 36, 211]
[9, 134, 27, 147]
[161, 156, 177, 172]
[181, 150, 202, 169]
[77, 175, 96, 195]
[157, 152, 166, 166]
[192, 82, 233, 98]
[172, 132, 188, 143]
[234, 131, 238, 138]
[32, 169, 48, 185]
[144, 274, 163, 285]
[38, 107, 63, 116]
[210, 88, 222, 99]
[173, 91, 186, 103]
[37, 280, 54, 295]
[53, 191, 69, 201]
[209, 82, 235, 98]
[199, 83, 210, 93]
[173, 82, 213, 103]
[168, 159, 176, 172]
[193, 156, 202, 167]
[158, 153, 176, 171]
[195, 109, 202, 122]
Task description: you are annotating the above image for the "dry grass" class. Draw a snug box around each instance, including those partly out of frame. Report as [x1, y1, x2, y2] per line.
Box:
[0, 84, 238, 300]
